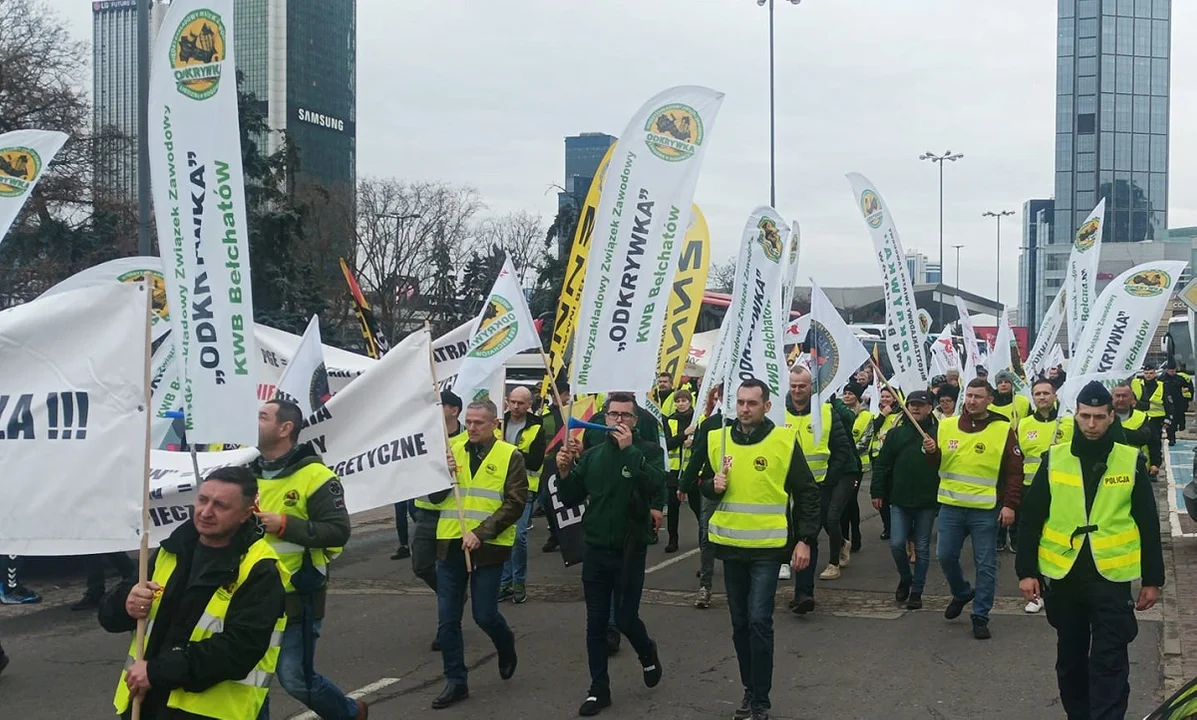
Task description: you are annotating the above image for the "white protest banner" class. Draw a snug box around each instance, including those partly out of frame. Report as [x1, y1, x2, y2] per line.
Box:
[0, 283, 148, 555]
[685, 329, 718, 377]
[719, 207, 790, 425]
[954, 295, 983, 385]
[145, 330, 452, 545]
[431, 321, 505, 402]
[572, 85, 725, 393]
[784, 315, 811, 345]
[455, 257, 541, 395]
[273, 315, 330, 417]
[1047, 344, 1066, 372]
[150, 0, 257, 445]
[1026, 286, 1067, 377]
[989, 308, 1015, 377]
[930, 326, 961, 373]
[846, 173, 929, 393]
[780, 221, 802, 324]
[254, 322, 374, 400]
[807, 279, 870, 444]
[0, 130, 69, 246]
[693, 319, 731, 427]
[40, 256, 172, 345]
[1066, 199, 1106, 354]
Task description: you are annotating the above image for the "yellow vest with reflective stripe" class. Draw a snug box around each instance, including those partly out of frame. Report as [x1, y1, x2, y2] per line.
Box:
[1119, 409, 1150, 460]
[1131, 378, 1165, 417]
[438, 441, 517, 547]
[114, 538, 287, 719]
[495, 421, 543, 492]
[1017, 413, 1073, 486]
[257, 463, 342, 594]
[936, 416, 1010, 509]
[706, 425, 793, 548]
[416, 431, 467, 510]
[852, 410, 874, 470]
[1038, 444, 1141, 582]
[786, 404, 833, 483]
[870, 413, 898, 459]
[990, 394, 1031, 424]
[666, 418, 685, 471]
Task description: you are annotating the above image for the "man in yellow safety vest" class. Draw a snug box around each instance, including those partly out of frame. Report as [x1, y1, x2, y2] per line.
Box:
[1112, 381, 1161, 480]
[1017, 380, 1163, 720]
[498, 386, 545, 604]
[100, 466, 286, 720]
[1131, 366, 1167, 447]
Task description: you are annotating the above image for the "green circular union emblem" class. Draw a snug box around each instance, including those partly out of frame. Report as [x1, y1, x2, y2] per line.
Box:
[860, 190, 884, 229]
[1124, 269, 1170, 298]
[645, 103, 703, 162]
[0, 146, 41, 198]
[117, 268, 170, 322]
[170, 9, 227, 101]
[756, 217, 783, 263]
[471, 296, 519, 359]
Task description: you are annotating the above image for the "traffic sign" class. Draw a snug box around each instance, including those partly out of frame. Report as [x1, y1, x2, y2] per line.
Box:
[1180, 279, 1197, 314]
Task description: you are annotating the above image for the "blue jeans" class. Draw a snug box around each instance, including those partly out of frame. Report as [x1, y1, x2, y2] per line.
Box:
[723, 558, 780, 710]
[394, 500, 414, 545]
[501, 490, 537, 588]
[936, 505, 999, 622]
[889, 506, 937, 594]
[437, 554, 515, 686]
[258, 618, 358, 720]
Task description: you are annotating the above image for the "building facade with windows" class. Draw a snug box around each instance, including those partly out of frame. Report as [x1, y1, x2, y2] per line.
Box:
[1017, 199, 1055, 335]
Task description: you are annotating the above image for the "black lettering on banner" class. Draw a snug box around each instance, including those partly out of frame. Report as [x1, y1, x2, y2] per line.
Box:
[149, 504, 195, 528]
[540, 459, 586, 567]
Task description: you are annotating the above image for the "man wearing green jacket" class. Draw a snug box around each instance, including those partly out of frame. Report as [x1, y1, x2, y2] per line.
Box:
[871, 390, 939, 610]
[557, 393, 667, 717]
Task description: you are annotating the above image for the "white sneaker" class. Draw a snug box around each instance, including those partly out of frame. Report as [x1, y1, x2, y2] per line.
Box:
[1024, 598, 1043, 614]
[839, 546, 851, 568]
[778, 564, 792, 580]
[819, 564, 841, 580]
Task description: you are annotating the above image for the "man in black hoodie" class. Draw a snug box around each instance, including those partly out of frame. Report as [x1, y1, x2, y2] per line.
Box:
[703, 379, 820, 720]
[1016, 381, 1163, 720]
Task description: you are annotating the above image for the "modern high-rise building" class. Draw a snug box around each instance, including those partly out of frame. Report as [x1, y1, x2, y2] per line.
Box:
[1017, 199, 1054, 336]
[91, 0, 168, 204]
[559, 132, 617, 210]
[904, 251, 941, 285]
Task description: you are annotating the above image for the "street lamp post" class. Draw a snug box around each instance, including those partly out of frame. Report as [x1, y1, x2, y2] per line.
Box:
[951, 243, 964, 288]
[758, 0, 802, 208]
[919, 151, 963, 329]
[982, 210, 1014, 306]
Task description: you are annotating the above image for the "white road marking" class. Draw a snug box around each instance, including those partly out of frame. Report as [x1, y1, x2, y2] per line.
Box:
[645, 547, 700, 574]
[288, 677, 401, 719]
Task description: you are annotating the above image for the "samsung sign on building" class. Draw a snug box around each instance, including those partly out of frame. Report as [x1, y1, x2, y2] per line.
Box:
[296, 107, 348, 133]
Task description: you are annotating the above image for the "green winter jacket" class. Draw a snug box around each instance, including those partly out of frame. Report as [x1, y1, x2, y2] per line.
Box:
[870, 414, 940, 508]
[557, 436, 667, 551]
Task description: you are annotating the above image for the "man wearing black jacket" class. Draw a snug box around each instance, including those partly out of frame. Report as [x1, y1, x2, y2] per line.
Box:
[100, 467, 286, 720]
[1016, 381, 1163, 720]
[703, 379, 819, 720]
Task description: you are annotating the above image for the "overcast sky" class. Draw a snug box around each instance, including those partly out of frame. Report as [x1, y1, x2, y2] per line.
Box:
[46, 0, 1197, 311]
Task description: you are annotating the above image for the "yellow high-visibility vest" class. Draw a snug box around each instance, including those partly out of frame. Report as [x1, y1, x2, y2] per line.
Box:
[416, 431, 467, 510]
[989, 394, 1031, 424]
[787, 404, 834, 483]
[852, 410, 874, 471]
[666, 417, 684, 471]
[1018, 413, 1073, 486]
[1119, 409, 1150, 460]
[257, 463, 343, 594]
[936, 416, 1011, 509]
[706, 425, 793, 548]
[438, 440, 518, 547]
[114, 539, 287, 719]
[870, 413, 898, 459]
[495, 421, 543, 492]
[1131, 378, 1166, 418]
[1038, 444, 1141, 582]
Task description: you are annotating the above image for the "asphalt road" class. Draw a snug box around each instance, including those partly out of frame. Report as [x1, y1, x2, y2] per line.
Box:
[0, 502, 1165, 719]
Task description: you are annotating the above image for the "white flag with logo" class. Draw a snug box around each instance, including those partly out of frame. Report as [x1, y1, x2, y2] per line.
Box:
[431, 320, 506, 402]
[0, 129, 69, 246]
[572, 85, 725, 393]
[846, 173, 930, 393]
[1026, 286, 1067, 378]
[807, 279, 870, 444]
[1065, 199, 1106, 354]
[274, 315, 330, 417]
[954, 296, 983, 385]
[719, 207, 790, 425]
[0, 283, 148, 555]
[150, 0, 257, 445]
[930, 326, 961, 374]
[454, 257, 541, 396]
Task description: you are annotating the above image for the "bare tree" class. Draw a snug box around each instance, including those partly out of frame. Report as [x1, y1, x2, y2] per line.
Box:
[473, 210, 545, 284]
[707, 261, 737, 292]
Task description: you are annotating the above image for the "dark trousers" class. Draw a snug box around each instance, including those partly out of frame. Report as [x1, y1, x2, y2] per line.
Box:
[84, 552, 135, 595]
[794, 476, 854, 597]
[582, 545, 654, 699]
[394, 500, 416, 546]
[839, 473, 863, 550]
[723, 558, 780, 710]
[666, 472, 682, 542]
[410, 508, 438, 592]
[1044, 579, 1138, 720]
[1149, 416, 1166, 448]
[436, 554, 515, 686]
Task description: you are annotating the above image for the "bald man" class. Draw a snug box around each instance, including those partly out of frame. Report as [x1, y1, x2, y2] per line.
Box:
[499, 386, 547, 603]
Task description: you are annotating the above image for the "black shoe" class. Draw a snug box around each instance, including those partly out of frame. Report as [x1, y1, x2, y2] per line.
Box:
[972, 619, 991, 640]
[750, 707, 771, 720]
[0, 650, 8, 677]
[498, 646, 518, 680]
[906, 592, 923, 610]
[895, 579, 910, 603]
[579, 694, 611, 716]
[606, 626, 621, 655]
[851, 541, 862, 553]
[1008, 541, 1018, 554]
[542, 537, 560, 553]
[733, 689, 753, 719]
[879, 530, 891, 540]
[71, 592, 103, 612]
[431, 683, 469, 709]
[664, 540, 679, 553]
[640, 641, 662, 688]
[391, 545, 411, 560]
[430, 637, 441, 652]
[791, 594, 815, 615]
[944, 589, 975, 620]
[649, 531, 659, 545]
[497, 585, 515, 602]
[532, 503, 546, 518]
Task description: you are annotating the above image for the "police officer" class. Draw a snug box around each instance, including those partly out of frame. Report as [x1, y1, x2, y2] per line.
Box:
[1016, 381, 1164, 720]
[704, 379, 820, 720]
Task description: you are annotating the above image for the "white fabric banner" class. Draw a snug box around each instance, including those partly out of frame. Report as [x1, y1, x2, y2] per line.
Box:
[846, 173, 930, 393]
[145, 330, 451, 546]
[572, 85, 725, 393]
[807, 279, 870, 444]
[0, 129, 69, 246]
[431, 321, 505, 403]
[1026, 286, 1067, 377]
[780, 221, 802, 324]
[454, 257, 541, 395]
[0, 283, 149, 555]
[1065, 199, 1106, 354]
[930, 326, 961, 374]
[954, 296, 983, 385]
[719, 207, 790, 425]
[990, 308, 1015, 377]
[150, 0, 257, 445]
[273, 315, 330, 417]
[1047, 344, 1066, 372]
[254, 322, 373, 400]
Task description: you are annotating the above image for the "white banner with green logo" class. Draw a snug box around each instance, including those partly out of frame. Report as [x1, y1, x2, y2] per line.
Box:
[149, 0, 257, 445]
[1065, 199, 1106, 355]
[572, 85, 725, 394]
[453, 257, 541, 397]
[718, 206, 790, 425]
[846, 172, 930, 394]
[1026, 285, 1066, 377]
[0, 129, 68, 247]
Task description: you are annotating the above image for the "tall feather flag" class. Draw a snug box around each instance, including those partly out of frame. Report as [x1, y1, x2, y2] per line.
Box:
[340, 258, 390, 359]
[453, 257, 542, 396]
[807, 279, 870, 445]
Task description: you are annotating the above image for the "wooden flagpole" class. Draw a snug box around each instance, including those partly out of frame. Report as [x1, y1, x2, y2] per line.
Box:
[870, 359, 932, 443]
[426, 322, 472, 573]
[132, 284, 153, 720]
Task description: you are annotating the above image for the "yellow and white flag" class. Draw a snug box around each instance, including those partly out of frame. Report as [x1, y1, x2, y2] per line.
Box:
[454, 257, 541, 396]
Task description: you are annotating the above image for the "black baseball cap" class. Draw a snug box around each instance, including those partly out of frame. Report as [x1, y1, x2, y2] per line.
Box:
[905, 390, 934, 405]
